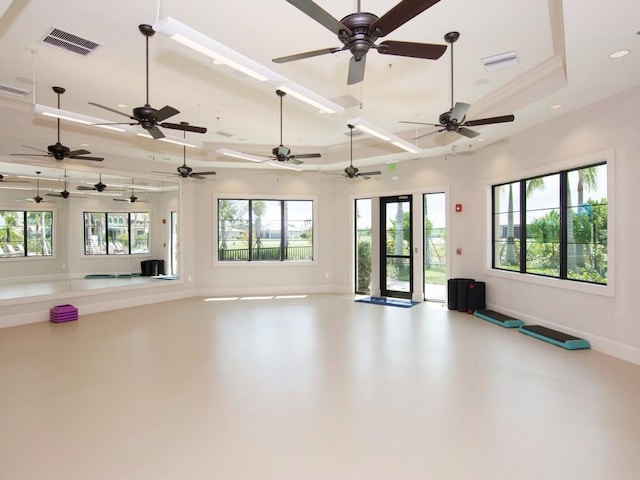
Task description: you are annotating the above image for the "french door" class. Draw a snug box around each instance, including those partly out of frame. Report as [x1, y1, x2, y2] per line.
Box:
[380, 195, 412, 299]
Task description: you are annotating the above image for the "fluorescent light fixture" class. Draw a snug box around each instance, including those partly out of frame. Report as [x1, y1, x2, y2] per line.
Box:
[136, 132, 202, 148]
[277, 84, 343, 114]
[240, 296, 274, 301]
[154, 17, 272, 82]
[34, 104, 128, 132]
[549, 104, 563, 110]
[216, 147, 265, 163]
[154, 17, 343, 115]
[348, 117, 422, 154]
[215, 148, 301, 171]
[0, 186, 33, 191]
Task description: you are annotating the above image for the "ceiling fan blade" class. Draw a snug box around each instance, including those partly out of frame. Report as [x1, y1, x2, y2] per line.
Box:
[68, 149, 91, 156]
[272, 47, 342, 64]
[160, 122, 207, 134]
[464, 114, 515, 127]
[413, 128, 443, 140]
[370, 0, 441, 37]
[89, 102, 134, 119]
[450, 102, 470, 123]
[76, 185, 96, 191]
[190, 174, 207, 180]
[378, 40, 446, 59]
[347, 55, 366, 85]
[69, 155, 104, 162]
[287, 158, 303, 165]
[286, 0, 351, 35]
[358, 171, 382, 176]
[153, 106, 180, 122]
[10, 154, 49, 157]
[457, 127, 481, 138]
[290, 153, 321, 159]
[399, 120, 440, 126]
[21, 145, 49, 153]
[191, 171, 217, 176]
[147, 125, 165, 140]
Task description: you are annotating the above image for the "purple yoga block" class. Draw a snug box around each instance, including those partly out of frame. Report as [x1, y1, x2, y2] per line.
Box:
[50, 304, 78, 323]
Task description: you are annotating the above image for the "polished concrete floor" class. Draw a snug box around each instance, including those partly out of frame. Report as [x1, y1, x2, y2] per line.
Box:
[1, 294, 639, 479]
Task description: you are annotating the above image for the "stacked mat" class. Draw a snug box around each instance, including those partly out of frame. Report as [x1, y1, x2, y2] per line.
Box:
[50, 304, 78, 323]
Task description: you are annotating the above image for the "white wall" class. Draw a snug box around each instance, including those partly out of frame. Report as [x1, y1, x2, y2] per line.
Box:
[469, 86, 640, 363]
[3, 87, 638, 364]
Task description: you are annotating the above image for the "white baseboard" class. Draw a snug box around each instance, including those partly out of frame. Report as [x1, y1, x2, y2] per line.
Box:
[489, 304, 640, 366]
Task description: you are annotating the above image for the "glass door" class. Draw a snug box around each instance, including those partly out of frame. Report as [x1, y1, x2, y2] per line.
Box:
[355, 198, 373, 294]
[424, 193, 447, 302]
[170, 211, 178, 275]
[380, 195, 412, 299]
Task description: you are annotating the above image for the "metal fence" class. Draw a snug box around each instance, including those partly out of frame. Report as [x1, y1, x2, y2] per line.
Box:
[218, 245, 313, 261]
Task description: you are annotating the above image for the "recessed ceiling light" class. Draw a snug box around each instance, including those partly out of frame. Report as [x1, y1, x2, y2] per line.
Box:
[116, 103, 128, 108]
[609, 49, 630, 59]
[473, 79, 490, 86]
[80, 143, 89, 147]
[477, 138, 486, 142]
[550, 104, 563, 110]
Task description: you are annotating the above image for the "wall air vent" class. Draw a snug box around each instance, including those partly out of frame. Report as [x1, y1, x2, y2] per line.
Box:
[482, 51, 519, 71]
[0, 84, 31, 98]
[41, 28, 100, 56]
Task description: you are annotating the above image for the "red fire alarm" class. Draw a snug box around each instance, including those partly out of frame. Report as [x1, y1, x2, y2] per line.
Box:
[455, 203, 463, 212]
[162, 218, 166, 224]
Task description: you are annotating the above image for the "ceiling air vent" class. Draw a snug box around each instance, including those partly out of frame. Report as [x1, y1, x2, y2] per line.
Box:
[0, 83, 31, 98]
[482, 51, 519, 71]
[41, 28, 100, 56]
[215, 130, 233, 138]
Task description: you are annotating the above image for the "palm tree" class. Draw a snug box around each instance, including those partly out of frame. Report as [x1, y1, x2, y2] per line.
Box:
[504, 178, 545, 266]
[574, 167, 599, 267]
[252, 200, 266, 250]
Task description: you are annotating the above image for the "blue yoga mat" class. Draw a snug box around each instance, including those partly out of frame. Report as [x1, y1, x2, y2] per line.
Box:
[355, 297, 418, 308]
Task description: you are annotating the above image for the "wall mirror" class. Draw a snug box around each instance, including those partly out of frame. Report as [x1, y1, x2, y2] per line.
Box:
[0, 160, 180, 303]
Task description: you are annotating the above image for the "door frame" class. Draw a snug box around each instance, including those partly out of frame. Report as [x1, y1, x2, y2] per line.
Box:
[380, 194, 413, 299]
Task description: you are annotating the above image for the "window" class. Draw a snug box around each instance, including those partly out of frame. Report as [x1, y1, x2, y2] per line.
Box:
[492, 163, 607, 285]
[218, 199, 313, 262]
[0, 210, 53, 258]
[84, 211, 150, 255]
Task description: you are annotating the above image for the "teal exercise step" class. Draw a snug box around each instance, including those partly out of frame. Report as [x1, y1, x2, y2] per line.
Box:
[519, 325, 590, 350]
[473, 309, 524, 328]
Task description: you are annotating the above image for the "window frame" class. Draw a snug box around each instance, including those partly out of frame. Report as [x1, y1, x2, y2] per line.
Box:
[215, 196, 316, 265]
[83, 211, 151, 256]
[0, 209, 54, 259]
[486, 150, 614, 297]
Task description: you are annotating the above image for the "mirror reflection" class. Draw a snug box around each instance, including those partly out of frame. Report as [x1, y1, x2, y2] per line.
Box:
[0, 161, 180, 302]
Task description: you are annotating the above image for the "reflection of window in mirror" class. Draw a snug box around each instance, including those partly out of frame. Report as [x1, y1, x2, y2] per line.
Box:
[0, 161, 180, 302]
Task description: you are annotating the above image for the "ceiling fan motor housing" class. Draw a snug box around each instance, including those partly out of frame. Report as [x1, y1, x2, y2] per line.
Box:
[48, 142, 71, 161]
[273, 145, 291, 161]
[340, 12, 380, 59]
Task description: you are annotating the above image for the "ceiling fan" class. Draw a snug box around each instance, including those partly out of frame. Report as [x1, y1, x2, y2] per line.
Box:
[220, 90, 321, 167]
[46, 176, 86, 199]
[400, 31, 515, 139]
[77, 174, 108, 192]
[89, 24, 207, 140]
[114, 185, 147, 203]
[11, 86, 104, 162]
[273, 0, 447, 85]
[24, 172, 48, 203]
[325, 124, 382, 179]
[152, 123, 217, 179]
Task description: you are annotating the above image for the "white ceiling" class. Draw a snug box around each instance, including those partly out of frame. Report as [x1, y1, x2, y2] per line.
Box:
[0, 0, 638, 173]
